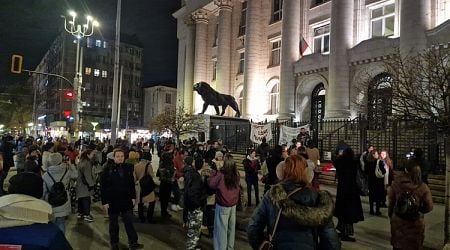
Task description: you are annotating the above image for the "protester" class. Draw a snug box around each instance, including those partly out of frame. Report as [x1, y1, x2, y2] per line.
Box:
[365, 149, 386, 216]
[388, 160, 433, 250]
[412, 148, 431, 184]
[158, 151, 175, 218]
[262, 145, 283, 193]
[134, 153, 156, 223]
[333, 147, 364, 242]
[76, 149, 96, 222]
[172, 149, 187, 211]
[42, 152, 78, 233]
[247, 155, 340, 249]
[256, 137, 269, 164]
[0, 135, 15, 195]
[183, 156, 207, 250]
[101, 149, 143, 250]
[243, 149, 260, 207]
[208, 156, 240, 250]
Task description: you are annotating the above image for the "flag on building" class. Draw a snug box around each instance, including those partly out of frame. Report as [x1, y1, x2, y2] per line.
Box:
[300, 37, 312, 56]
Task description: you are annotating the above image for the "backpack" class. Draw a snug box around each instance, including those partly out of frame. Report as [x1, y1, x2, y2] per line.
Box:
[139, 163, 156, 197]
[46, 169, 68, 207]
[394, 185, 421, 220]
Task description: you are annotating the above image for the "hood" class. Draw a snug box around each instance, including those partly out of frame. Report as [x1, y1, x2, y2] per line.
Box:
[268, 183, 334, 227]
[47, 163, 69, 175]
[392, 170, 420, 189]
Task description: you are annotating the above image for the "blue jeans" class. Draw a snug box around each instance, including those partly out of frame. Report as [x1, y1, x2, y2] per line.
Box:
[213, 204, 236, 250]
[54, 217, 66, 233]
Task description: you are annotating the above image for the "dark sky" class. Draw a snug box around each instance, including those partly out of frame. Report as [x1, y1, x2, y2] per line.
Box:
[0, 0, 180, 87]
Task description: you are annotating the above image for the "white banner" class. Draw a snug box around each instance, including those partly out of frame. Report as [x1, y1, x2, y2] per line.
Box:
[250, 123, 272, 144]
[278, 124, 309, 145]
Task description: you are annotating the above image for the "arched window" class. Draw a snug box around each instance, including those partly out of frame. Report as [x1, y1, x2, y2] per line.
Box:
[311, 83, 325, 127]
[268, 83, 279, 115]
[367, 73, 392, 129]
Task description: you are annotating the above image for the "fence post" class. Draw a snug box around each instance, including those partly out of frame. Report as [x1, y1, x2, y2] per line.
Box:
[392, 119, 398, 168]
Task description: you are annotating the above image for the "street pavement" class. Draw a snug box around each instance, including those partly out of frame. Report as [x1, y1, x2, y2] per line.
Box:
[3, 152, 446, 249]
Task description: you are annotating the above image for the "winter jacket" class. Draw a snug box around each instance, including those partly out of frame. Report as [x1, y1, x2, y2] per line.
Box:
[388, 172, 433, 250]
[101, 162, 136, 212]
[134, 159, 156, 204]
[158, 159, 175, 184]
[173, 153, 185, 179]
[76, 159, 95, 198]
[208, 170, 240, 207]
[243, 157, 260, 182]
[42, 163, 78, 218]
[247, 182, 341, 250]
[265, 155, 283, 185]
[333, 157, 364, 224]
[183, 166, 207, 211]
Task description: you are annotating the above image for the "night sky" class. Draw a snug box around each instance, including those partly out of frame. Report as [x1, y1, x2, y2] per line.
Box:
[0, 0, 180, 87]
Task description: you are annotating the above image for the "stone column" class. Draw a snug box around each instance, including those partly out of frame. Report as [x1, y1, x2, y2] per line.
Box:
[183, 20, 195, 114]
[399, 0, 431, 57]
[278, 0, 301, 119]
[243, 0, 264, 117]
[192, 9, 209, 113]
[214, 0, 233, 96]
[176, 36, 186, 111]
[324, 0, 353, 119]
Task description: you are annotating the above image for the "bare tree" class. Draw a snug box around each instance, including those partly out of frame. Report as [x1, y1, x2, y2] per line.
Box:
[150, 105, 207, 145]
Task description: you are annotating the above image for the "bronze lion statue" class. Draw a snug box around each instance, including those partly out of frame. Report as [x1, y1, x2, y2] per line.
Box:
[193, 81, 241, 117]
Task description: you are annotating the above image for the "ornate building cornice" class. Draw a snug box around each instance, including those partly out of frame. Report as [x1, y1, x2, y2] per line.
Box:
[192, 9, 209, 24]
[214, 0, 233, 11]
[348, 54, 395, 66]
[296, 67, 329, 76]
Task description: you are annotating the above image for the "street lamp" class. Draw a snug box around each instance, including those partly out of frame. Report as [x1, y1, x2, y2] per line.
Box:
[91, 121, 99, 138]
[62, 10, 99, 140]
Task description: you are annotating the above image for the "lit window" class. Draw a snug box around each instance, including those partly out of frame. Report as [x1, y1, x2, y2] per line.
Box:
[313, 24, 330, 54]
[87, 38, 94, 48]
[103, 41, 107, 48]
[101, 70, 107, 78]
[165, 93, 171, 104]
[370, 3, 395, 37]
[268, 83, 279, 115]
[269, 40, 281, 66]
[437, 0, 450, 25]
[85, 67, 92, 75]
[212, 60, 217, 80]
[94, 69, 100, 77]
[238, 90, 244, 111]
[239, 2, 247, 36]
[95, 40, 102, 47]
[272, 0, 283, 23]
[238, 52, 245, 74]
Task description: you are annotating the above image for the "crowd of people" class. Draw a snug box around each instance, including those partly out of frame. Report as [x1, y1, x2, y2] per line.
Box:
[0, 133, 437, 250]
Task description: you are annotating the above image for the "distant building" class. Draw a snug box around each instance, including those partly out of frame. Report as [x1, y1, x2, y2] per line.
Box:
[143, 85, 177, 127]
[174, 0, 450, 127]
[30, 31, 144, 130]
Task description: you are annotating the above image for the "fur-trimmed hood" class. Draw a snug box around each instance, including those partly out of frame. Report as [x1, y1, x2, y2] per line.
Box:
[268, 183, 334, 227]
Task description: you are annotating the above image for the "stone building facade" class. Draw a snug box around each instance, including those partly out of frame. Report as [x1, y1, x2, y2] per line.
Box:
[143, 85, 177, 127]
[173, 0, 450, 126]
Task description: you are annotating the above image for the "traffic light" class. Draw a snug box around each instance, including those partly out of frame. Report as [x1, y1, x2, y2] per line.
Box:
[64, 90, 75, 100]
[11, 54, 23, 74]
[63, 110, 72, 119]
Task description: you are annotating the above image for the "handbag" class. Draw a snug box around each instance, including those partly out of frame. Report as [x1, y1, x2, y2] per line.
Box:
[375, 160, 385, 178]
[259, 187, 302, 250]
[140, 163, 156, 196]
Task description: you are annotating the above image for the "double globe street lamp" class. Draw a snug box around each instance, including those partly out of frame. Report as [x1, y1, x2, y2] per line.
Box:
[62, 10, 99, 140]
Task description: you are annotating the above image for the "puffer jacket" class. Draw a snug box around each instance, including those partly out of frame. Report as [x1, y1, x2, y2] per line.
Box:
[42, 163, 78, 218]
[247, 182, 341, 250]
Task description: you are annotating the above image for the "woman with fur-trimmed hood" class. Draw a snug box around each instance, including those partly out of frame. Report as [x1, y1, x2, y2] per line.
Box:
[247, 155, 341, 250]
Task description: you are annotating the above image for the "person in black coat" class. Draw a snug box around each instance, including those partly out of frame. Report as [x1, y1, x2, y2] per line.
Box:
[101, 149, 143, 250]
[0, 135, 15, 195]
[263, 145, 283, 193]
[243, 149, 261, 207]
[365, 149, 386, 216]
[333, 147, 364, 242]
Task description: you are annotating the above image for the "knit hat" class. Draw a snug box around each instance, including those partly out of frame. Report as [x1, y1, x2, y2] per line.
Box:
[184, 156, 194, 166]
[215, 151, 223, 159]
[8, 172, 43, 199]
[0, 194, 52, 228]
[47, 152, 63, 166]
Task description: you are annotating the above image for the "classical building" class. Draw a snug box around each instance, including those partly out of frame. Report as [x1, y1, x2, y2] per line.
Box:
[143, 85, 177, 127]
[30, 31, 144, 129]
[173, 0, 450, 127]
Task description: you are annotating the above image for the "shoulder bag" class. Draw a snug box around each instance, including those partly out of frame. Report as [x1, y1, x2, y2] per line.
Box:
[259, 187, 303, 250]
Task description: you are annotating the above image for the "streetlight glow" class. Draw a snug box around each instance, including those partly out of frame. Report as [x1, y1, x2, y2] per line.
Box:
[86, 15, 93, 21]
[93, 20, 99, 27]
[69, 10, 77, 17]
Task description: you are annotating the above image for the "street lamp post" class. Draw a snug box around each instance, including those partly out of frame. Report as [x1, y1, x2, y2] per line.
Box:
[91, 121, 99, 139]
[62, 11, 98, 140]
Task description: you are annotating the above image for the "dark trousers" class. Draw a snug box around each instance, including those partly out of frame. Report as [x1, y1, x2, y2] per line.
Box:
[138, 201, 155, 222]
[171, 180, 181, 206]
[159, 182, 171, 216]
[202, 204, 215, 235]
[108, 209, 138, 246]
[246, 179, 259, 206]
[78, 196, 91, 216]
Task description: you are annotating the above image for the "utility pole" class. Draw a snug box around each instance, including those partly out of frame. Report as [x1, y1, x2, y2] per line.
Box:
[110, 0, 121, 145]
